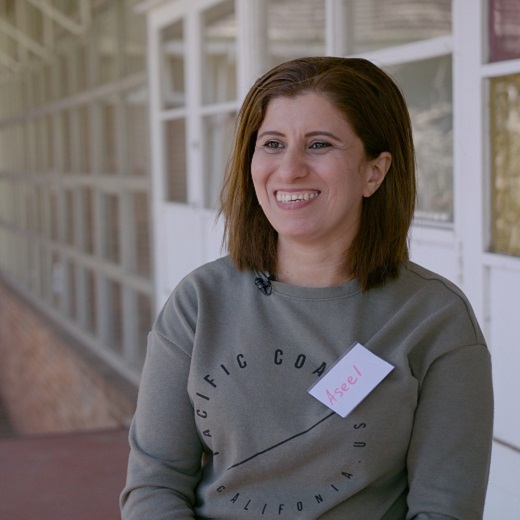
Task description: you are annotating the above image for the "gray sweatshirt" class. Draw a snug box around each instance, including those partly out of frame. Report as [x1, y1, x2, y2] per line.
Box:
[121, 256, 493, 519]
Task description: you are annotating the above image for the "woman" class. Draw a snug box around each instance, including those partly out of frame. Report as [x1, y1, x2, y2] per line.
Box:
[121, 57, 493, 519]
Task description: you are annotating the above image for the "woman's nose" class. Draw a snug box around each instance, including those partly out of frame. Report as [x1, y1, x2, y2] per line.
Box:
[276, 146, 309, 182]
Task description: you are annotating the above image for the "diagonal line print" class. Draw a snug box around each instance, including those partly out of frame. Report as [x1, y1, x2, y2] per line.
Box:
[227, 412, 335, 470]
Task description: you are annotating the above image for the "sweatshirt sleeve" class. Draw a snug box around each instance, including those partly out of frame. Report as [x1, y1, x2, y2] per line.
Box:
[406, 344, 494, 520]
[120, 329, 203, 519]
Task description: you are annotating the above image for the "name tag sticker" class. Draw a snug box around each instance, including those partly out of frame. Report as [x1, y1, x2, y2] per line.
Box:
[308, 342, 394, 418]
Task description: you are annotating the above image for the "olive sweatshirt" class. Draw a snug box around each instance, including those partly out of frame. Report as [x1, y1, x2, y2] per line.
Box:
[121, 256, 493, 519]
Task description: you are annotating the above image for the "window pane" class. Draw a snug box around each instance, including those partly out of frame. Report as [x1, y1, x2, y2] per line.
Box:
[46, 115, 55, 172]
[266, 0, 326, 67]
[164, 118, 187, 202]
[387, 55, 453, 222]
[49, 187, 59, 241]
[137, 291, 153, 367]
[133, 192, 151, 278]
[490, 74, 520, 256]
[56, 50, 70, 98]
[489, 0, 520, 62]
[124, 0, 146, 75]
[75, 105, 91, 173]
[65, 190, 75, 246]
[34, 118, 47, 172]
[101, 193, 120, 263]
[83, 187, 95, 255]
[93, 2, 118, 84]
[202, 0, 237, 105]
[64, 255, 78, 314]
[161, 20, 185, 109]
[106, 278, 123, 354]
[100, 97, 119, 174]
[85, 268, 97, 336]
[337, 0, 451, 55]
[203, 111, 236, 210]
[125, 88, 149, 176]
[60, 110, 72, 173]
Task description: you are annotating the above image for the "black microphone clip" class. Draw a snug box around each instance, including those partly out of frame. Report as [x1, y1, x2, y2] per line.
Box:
[254, 273, 275, 296]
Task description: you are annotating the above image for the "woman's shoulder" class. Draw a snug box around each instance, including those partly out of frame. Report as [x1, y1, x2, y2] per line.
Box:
[394, 261, 485, 344]
[177, 255, 245, 293]
[159, 255, 250, 317]
[153, 256, 246, 346]
[400, 261, 469, 301]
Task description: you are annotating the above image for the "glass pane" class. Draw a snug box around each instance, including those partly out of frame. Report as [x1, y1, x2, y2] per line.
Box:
[46, 115, 55, 172]
[49, 187, 59, 241]
[161, 20, 185, 109]
[32, 119, 43, 172]
[164, 118, 187, 202]
[137, 291, 153, 368]
[203, 111, 236, 209]
[34, 185, 44, 235]
[202, 0, 237, 105]
[65, 255, 78, 320]
[125, 88, 149, 176]
[75, 105, 91, 173]
[101, 193, 120, 263]
[65, 190, 75, 246]
[57, 51, 70, 98]
[43, 63, 54, 104]
[266, 0, 326, 68]
[387, 55, 453, 222]
[337, 0, 451, 55]
[61, 109, 72, 173]
[133, 192, 151, 277]
[71, 41, 89, 93]
[490, 74, 520, 256]
[86, 268, 97, 336]
[25, 186, 36, 233]
[100, 97, 118, 174]
[83, 187, 95, 255]
[93, 2, 118, 84]
[123, 0, 146, 75]
[107, 278, 123, 354]
[489, 0, 520, 62]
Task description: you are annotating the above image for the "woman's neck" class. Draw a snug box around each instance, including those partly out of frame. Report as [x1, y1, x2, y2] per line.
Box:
[275, 240, 352, 288]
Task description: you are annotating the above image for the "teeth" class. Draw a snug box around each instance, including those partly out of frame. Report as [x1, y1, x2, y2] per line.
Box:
[276, 192, 318, 203]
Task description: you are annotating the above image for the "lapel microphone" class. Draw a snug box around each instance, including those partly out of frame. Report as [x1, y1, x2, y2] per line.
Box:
[254, 274, 276, 296]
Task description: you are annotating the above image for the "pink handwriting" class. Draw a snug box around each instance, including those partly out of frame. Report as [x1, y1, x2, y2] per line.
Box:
[326, 365, 362, 407]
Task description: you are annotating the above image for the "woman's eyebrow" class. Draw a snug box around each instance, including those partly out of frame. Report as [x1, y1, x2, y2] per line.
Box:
[257, 130, 341, 140]
[257, 130, 284, 139]
[305, 130, 341, 140]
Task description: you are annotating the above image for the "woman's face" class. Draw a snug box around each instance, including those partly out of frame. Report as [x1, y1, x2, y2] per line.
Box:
[251, 92, 388, 253]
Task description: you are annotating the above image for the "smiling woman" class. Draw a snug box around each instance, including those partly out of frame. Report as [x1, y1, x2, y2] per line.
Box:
[121, 57, 493, 520]
[251, 93, 391, 287]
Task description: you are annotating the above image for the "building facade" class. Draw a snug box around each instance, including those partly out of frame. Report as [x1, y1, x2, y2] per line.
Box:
[0, 0, 519, 515]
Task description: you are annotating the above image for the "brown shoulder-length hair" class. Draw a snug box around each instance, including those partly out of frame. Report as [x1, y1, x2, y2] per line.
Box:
[219, 56, 416, 291]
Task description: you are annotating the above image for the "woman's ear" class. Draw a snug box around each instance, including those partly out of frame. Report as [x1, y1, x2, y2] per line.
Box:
[363, 151, 392, 198]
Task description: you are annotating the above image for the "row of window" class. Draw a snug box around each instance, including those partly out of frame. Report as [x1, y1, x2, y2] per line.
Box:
[0, 0, 152, 376]
[0, 0, 145, 117]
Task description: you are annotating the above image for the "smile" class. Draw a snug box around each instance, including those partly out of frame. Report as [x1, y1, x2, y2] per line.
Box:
[276, 191, 319, 203]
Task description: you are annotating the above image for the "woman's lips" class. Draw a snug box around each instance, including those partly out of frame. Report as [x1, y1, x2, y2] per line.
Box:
[275, 191, 320, 203]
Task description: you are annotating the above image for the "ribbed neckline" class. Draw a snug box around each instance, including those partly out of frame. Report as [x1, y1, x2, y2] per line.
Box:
[269, 277, 362, 300]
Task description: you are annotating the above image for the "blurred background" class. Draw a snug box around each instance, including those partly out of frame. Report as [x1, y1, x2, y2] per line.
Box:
[0, 0, 519, 517]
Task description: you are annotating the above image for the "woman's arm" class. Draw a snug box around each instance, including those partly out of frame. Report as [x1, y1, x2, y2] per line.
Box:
[120, 329, 203, 519]
[406, 345, 493, 520]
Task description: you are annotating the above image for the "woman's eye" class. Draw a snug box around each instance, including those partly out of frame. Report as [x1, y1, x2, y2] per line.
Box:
[309, 141, 331, 150]
[264, 140, 283, 150]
